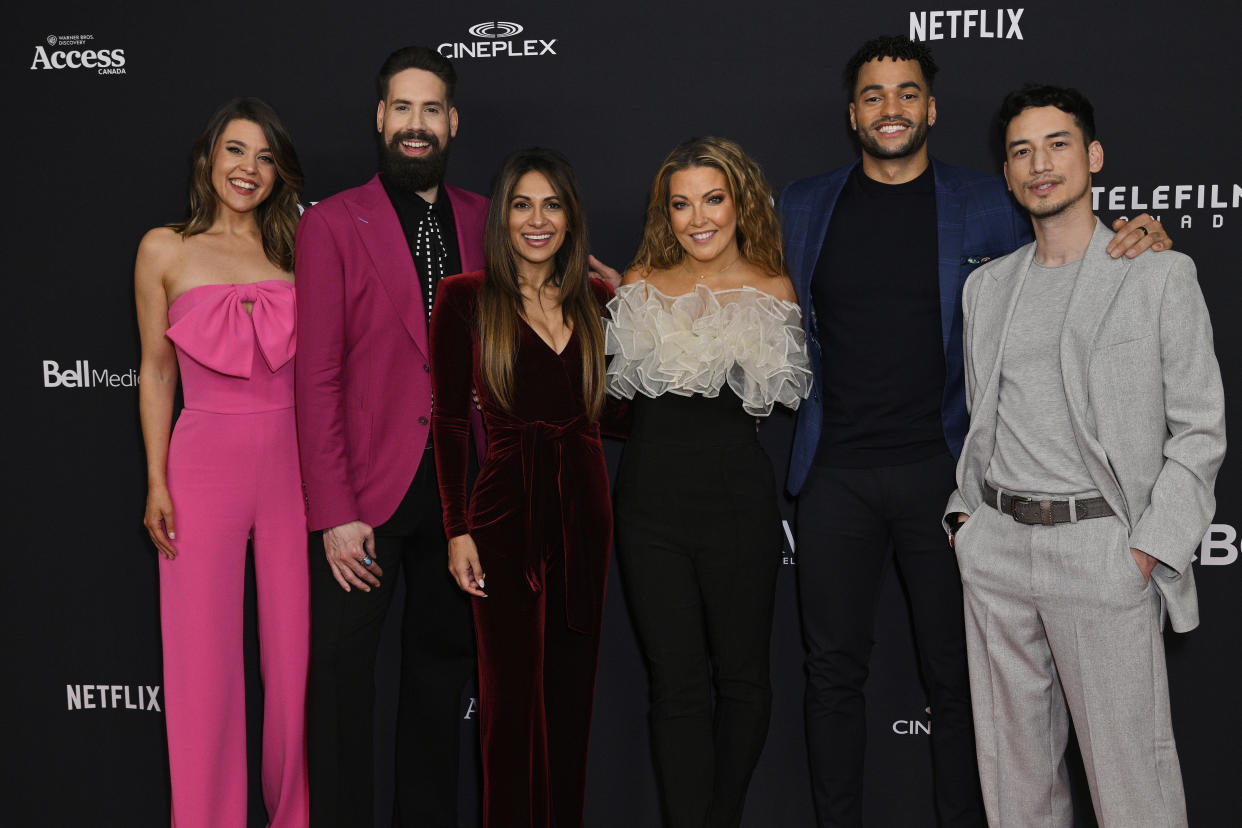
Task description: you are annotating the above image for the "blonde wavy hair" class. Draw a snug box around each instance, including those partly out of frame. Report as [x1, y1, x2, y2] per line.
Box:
[629, 136, 784, 277]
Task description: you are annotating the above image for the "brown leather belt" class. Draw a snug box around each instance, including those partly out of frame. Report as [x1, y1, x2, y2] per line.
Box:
[983, 482, 1114, 526]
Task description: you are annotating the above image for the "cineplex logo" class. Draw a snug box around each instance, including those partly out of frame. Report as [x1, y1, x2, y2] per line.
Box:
[909, 8, 1025, 40]
[67, 684, 161, 712]
[438, 21, 557, 59]
[43, 359, 138, 389]
[30, 33, 126, 74]
[894, 707, 932, 736]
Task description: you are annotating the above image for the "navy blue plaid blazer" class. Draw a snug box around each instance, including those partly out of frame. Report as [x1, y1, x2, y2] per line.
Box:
[779, 158, 1032, 495]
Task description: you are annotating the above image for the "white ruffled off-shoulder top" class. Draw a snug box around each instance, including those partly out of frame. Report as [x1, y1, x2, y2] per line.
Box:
[604, 281, 813, 417]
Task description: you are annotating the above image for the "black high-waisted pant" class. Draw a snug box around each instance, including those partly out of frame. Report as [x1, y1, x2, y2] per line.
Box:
[615, 392, 782, 828]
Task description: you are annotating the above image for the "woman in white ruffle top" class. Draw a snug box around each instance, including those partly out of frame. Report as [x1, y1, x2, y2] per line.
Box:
[604, 137, 812, 828]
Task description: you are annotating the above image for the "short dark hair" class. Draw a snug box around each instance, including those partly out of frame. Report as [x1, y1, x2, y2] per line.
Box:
[997, 84, 1096, 145]
[843, 35, 938, 95]
[376, 46, 456, 105]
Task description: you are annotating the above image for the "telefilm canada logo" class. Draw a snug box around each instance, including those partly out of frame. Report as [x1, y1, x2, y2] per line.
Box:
[67, 684, 161, 712]
[42, 359, 138, 389]
[30, 32, 126, 74]
[438, 21, 558, 59]
[909, 8, 1026, 41]
[1094, 183, 1241, 230]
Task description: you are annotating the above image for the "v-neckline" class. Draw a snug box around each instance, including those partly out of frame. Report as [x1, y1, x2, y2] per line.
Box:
[518, 314, 575, 357]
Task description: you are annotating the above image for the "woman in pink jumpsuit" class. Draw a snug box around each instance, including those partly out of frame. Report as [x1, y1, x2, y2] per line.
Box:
[135, 98, 309, 827]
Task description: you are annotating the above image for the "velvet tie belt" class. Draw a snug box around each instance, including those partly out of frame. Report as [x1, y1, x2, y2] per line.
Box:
[484, 410, 603, 634]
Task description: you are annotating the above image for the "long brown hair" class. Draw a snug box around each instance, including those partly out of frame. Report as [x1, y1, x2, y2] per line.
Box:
[629, 136, 785, 277]
[478, 148, 605, 420]
[172, 97, 303, 271]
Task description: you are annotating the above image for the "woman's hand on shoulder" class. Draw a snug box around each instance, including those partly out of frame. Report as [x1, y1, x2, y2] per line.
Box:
[144, 484, 178, 559]
[588, 255, 623, 289]
[448, 534, 487, 597]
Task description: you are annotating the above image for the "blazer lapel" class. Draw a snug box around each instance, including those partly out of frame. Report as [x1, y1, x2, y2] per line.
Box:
[346, 175, 428, 357]
[1059, 219, 1132, 522]
[957, 243, 1035, 509]
[933, 159, 965, 354]
[793, 164, 853, 312]
[447, 185, 486, 273]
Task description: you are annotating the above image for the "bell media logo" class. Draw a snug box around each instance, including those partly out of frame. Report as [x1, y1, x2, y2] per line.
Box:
[438, 21, 558, 59]
[42, 359, 138, 389]
[1197, 524, 1240, 567]
[31, 32, 126, 74]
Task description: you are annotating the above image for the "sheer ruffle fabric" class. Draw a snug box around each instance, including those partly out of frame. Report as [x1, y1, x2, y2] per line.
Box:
[605, 281, 813, 416]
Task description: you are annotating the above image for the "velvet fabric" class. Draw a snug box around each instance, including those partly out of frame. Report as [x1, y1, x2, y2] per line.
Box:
[430, 270, 617, 828]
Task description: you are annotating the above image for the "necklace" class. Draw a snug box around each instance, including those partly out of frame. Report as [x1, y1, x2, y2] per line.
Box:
[684, 252, 742, 280]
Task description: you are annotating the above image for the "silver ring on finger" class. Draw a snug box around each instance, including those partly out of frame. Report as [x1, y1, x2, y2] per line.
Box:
[362, 556, 373, 566]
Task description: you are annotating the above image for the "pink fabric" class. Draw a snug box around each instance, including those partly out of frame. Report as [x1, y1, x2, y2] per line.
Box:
[294, 176, 488, 531]
[160, 280, 309, 827]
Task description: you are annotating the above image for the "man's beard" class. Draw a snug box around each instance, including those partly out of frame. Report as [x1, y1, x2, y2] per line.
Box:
[1023, 176, 1090, 219]
[379, 129, 451, 193]
[856, 116, 930, 160]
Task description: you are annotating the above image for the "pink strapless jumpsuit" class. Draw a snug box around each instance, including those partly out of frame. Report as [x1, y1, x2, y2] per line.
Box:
[159, 280, 309, 827]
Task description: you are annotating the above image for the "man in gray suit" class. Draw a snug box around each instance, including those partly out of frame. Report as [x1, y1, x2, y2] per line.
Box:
[945, 84, 1225, 827]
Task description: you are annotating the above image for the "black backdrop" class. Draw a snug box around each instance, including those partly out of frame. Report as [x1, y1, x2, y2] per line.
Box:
[6, 1, 1241, 825]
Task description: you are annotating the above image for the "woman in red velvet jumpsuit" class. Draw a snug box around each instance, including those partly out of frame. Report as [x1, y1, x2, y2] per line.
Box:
[429, 148, 618, 828]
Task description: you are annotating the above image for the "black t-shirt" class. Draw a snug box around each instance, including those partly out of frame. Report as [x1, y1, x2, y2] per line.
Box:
[811, 164, 947, 468]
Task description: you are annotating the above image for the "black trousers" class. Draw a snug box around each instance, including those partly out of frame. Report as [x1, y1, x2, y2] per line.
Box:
[307, 453, 476, 827]
[795, 450, 985, 828]
[615, 393, 783, 828]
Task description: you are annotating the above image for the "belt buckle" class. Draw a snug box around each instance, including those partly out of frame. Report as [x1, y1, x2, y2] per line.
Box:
[1007, 494, 1031, 522]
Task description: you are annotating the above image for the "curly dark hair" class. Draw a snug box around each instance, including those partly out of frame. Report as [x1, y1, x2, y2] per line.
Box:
[843, 35, 939, 95]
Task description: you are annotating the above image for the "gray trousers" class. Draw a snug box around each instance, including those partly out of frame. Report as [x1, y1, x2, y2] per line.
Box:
[954, 501, 1187, 827]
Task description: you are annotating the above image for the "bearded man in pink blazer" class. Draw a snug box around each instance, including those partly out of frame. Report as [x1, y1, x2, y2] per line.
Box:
[294, 46, 488, 828]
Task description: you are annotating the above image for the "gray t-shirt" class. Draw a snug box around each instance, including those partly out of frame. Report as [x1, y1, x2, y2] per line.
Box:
[986, 259, 1097, 496]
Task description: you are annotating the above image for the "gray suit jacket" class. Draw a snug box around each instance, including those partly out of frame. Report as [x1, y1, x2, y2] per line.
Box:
[946, 219, 1225, 632]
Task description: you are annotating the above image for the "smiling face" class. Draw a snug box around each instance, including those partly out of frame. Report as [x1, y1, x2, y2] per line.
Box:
[1003, 105, 1102, 219]
[849, 58, 936, 162]
[209, 118, 276, 214]
[507, 171, 567, 277]
[376, 67, 458, 195]
[667, 165, 739, 266]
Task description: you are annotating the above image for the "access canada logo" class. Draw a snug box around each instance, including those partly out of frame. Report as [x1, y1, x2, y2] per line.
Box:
[42, 359, 138, 389]
[30, 33, 126, 75]
[908, 8, 1026, 41]
[438, 21, 558, 60]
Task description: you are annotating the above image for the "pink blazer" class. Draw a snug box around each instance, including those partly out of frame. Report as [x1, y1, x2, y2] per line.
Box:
[295, 175, 488, 531]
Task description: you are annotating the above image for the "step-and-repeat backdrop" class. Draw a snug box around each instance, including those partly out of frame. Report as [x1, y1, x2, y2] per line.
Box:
[6, 2, 1240, 825]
